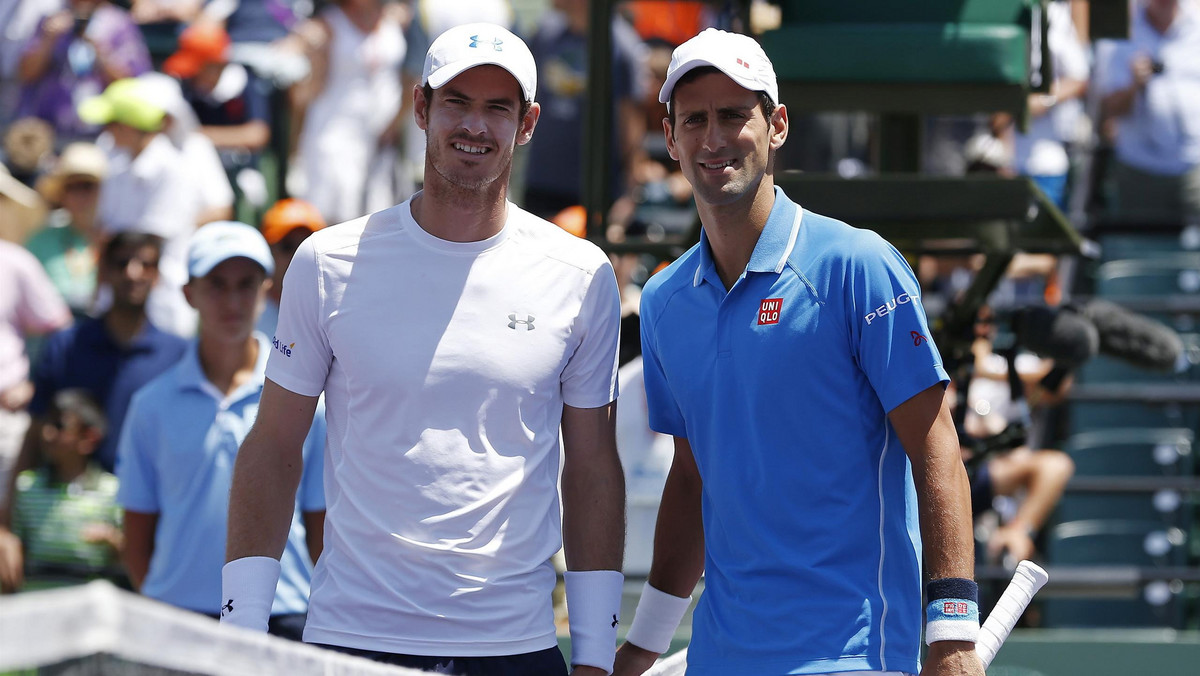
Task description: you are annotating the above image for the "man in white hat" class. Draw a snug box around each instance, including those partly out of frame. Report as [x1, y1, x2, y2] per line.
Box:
[615, 29, 983, 676]
[224, 23, 625, 676]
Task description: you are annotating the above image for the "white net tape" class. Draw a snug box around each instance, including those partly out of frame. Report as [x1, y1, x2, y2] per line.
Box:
[0, 581, 424, 675]
[0, 581, 692, 675]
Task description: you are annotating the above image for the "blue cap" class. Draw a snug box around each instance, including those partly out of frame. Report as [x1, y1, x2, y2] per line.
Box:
[187, 221, 274, 278]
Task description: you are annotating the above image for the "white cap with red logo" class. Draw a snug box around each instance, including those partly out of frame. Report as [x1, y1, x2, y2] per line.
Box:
[658, 28, 778, 109]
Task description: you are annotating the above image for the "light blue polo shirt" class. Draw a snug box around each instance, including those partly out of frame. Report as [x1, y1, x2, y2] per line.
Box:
[117, 333, 325, 615]
[640, 187, 948, 675]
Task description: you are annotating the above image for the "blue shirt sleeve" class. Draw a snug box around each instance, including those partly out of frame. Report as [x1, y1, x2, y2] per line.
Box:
[639, 285, 687, 437]
[845, 234, 949, 413]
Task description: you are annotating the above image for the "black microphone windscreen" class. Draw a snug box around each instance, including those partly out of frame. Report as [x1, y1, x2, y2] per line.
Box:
[1012, 306, 1099, 368]
[1082, 299, 1183, 372]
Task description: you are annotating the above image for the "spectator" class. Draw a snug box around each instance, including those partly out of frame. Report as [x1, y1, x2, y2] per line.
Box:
[1097, 0, 1200, 224]
[118, 221, 324, 638]
[0, 240, 72, 508]
[27, 141, 108, 317]
[11, 389, 123, 592]
[136, 71, 235, 226]
[80, 77, 202, 336]
[256, 197, 325, 337]
[15, 0, 151, 142]
[1008, 0, 1090, 211]
[162, 21, 272, 199]
[958, 309, 1075, 564]
[290, 0, 407, 223]
[0, 0, 62, 125]
[0, 162, 48, 244]
[21, 232, 187, 477]
[523, 0, 647, 220]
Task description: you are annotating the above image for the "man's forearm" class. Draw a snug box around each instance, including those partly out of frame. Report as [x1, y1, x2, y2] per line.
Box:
[226, 426, 304, 563]
[646, 446, 705, 597]
[561, 448, 625, 572]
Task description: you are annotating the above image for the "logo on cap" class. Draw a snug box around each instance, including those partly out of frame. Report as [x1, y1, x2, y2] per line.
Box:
[470, 35, 503, 51]
[736, 58, 751, 69]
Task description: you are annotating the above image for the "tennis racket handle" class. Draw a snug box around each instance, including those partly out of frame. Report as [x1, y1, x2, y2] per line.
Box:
[976, 560, 1049, 668]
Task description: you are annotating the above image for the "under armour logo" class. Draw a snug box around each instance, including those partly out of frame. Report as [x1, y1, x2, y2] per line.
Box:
[469, 35, 503, 51]
[911, 331, 927, 346]
[221, 599, 234, 616]
[611, 614, 619, 628]
[508, 314, 535, 330]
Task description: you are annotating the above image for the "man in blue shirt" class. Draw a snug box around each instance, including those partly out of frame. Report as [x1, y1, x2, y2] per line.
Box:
[615, 30, 983, 676]
[117, 221, 324, 639]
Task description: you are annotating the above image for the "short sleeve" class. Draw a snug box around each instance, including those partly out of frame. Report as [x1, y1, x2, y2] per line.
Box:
[1095, 39, 1134, 96]
[14, 245, 71, 335]
[115, 390, 160, 513]
[559, 258, 621, 409]
[639, 289, 686, 438]
[298, 398, 327, 513]
[265, 237, 333, 396]
[846, 235, 949, 413]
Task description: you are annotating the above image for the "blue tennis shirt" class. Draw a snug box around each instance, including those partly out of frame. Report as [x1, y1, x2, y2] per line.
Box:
[640, 187, 949, 675]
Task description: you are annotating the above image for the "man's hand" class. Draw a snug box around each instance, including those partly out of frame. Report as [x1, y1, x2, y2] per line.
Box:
[1131, 54, 1156, 90]
[987, 523, 1035, 564]
[921, 641, 986, 676]
[0, 527, 24, 593]
[42, 11, 74, 40]
[611, 642, 660, 676]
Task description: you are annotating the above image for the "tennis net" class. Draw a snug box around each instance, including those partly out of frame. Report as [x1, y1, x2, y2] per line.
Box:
[0, 581, 690, 675]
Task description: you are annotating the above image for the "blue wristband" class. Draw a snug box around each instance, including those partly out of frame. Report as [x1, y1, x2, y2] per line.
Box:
[924, 577, 980, 645]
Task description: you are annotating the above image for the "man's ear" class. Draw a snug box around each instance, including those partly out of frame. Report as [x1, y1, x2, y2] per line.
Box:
[414, 84, 430, 131]
[663, 116, 679, 162]
[769, 103, 788, 151]
[517, 102, 541, 146]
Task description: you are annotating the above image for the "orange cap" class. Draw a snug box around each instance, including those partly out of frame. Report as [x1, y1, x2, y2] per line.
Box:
[261, 198, 326, 245]
[163, 22, 231, 79]
[551, 204, 587, 239]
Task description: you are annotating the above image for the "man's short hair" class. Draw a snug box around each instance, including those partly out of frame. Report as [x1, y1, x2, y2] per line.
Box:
[666, 66, 776, 134]
[101, 232, 164, 267]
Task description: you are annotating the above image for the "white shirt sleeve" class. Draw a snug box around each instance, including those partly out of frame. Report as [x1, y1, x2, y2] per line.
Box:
[265, 237, 333, 397]
[559, 255, 621, 409]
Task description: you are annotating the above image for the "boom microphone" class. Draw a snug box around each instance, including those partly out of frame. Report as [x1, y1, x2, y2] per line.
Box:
[1010, 306, 1098, 369]
[1081, 299, 1184, 372]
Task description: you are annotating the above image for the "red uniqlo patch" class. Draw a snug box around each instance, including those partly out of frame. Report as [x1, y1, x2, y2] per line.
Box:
[943, 601, 969, 616]
[757, 298, 782, 325]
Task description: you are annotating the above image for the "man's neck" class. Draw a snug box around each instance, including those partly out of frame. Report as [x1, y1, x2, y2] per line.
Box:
[103, 307, 148, 346]
[197, 334, 259, 396]
[411, 177, 509, 243]
[697, 178, 778, 291]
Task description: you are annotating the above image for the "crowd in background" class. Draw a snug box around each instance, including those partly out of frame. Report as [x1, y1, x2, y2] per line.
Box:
[0, 0, 1197, 626]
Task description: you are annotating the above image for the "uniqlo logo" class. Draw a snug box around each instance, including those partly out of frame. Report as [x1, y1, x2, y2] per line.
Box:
[757, 298, 782, 325]
[943, 601, 969, 616]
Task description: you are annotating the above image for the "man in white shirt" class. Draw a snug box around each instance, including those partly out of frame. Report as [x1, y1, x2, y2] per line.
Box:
[222, 23, 625, 676]
[79, 77, 201, 337]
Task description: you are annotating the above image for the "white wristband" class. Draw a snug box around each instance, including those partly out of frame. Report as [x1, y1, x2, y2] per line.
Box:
[624, 582, 691, 655]
[564, 570, 624, 673]
[220, 556, 280, 632]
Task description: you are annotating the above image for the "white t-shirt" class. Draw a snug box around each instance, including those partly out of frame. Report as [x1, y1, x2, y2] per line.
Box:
[267, 198, 621, 655]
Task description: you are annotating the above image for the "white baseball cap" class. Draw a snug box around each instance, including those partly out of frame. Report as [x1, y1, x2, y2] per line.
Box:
[423, 22, 536, 102]
[659, 28, 778, 109]
[187, 220, 274, 279]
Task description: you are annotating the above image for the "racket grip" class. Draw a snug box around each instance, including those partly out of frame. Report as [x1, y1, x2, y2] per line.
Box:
[976, 560, 1049, 668]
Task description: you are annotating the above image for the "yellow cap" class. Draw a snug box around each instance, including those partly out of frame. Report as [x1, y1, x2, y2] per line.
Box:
[78, 79, 166, 133]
